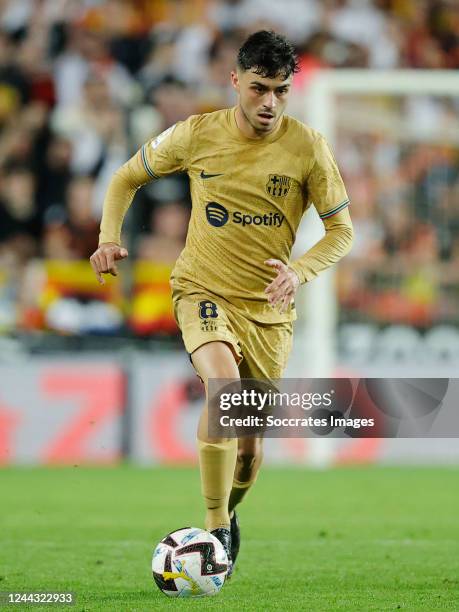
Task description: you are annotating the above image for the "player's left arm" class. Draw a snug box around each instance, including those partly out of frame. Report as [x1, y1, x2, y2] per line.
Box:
[288, 206, 354, 285]
[265, 208, 353, 311]
[265, 135, 354, 312]
[291, 133, 354, 280]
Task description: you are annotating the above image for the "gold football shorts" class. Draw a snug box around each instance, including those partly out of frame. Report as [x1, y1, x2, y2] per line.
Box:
[172, 283, 293, 379]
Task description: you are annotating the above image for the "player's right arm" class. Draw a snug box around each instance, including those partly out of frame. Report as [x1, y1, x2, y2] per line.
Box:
[89, 120, 192, 284]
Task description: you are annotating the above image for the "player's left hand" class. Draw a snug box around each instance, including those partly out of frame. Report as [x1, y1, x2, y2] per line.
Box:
[264, 259, 300, 314]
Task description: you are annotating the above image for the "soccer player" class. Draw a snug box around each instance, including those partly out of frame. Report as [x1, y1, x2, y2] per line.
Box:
[90, 30, 353, 576]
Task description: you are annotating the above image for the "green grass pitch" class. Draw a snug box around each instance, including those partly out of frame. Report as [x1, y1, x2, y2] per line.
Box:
[1, 466, 458, 611]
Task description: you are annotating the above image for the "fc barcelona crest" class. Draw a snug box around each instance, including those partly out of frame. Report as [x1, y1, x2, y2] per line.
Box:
[266, 175, 291, 197]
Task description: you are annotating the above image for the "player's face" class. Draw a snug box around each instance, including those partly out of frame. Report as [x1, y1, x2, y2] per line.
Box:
[231, 69, 293, 137]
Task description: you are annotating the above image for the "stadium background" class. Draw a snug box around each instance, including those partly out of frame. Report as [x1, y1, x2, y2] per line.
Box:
[1, 0, 459, 467]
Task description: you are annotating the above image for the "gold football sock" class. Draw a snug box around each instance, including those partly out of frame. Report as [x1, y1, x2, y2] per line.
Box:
[197, 437, 238, 531]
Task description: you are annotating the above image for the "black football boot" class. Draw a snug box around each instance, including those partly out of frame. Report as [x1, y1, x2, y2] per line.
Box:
[210, 527, 233, 578]
[230, 511, 240, 568]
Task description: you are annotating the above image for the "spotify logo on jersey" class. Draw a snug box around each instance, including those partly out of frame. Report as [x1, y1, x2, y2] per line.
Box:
[206, 202, 285, 228]
[206, 202, 229, 227]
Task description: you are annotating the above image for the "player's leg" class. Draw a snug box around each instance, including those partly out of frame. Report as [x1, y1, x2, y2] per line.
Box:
[192, 341, 240, 533]
[226, 317, 293, 566]
[171, 291, 243, 575]
[227, 319, 292, 510]
[227, 434, 263, 566]
[228, 435, 263, 514]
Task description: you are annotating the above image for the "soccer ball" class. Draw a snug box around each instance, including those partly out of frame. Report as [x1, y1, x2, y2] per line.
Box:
[152, 527, 228, 597]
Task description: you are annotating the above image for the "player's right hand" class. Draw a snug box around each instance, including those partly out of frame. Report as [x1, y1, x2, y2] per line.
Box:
[89, 242, 129, 285]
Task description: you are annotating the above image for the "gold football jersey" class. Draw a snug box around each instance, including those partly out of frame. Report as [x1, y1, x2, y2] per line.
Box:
[99, 107, 351, 323]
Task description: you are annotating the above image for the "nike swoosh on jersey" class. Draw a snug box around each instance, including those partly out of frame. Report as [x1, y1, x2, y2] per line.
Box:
[200, 170, 225, 179]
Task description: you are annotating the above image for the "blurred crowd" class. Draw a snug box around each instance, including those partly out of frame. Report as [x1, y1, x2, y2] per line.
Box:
[0, 0, 458, 336]
[326, 58, 459, 331]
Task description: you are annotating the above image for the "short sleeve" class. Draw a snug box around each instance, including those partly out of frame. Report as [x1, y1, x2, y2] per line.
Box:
[140, 117, 194, 179]
[307, 135, 350, 219]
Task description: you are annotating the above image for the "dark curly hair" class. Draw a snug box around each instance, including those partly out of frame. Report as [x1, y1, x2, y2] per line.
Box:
[237, 30, 300, 80]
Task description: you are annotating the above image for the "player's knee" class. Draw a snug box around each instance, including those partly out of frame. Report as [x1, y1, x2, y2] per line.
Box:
[192, 341, 239, 388]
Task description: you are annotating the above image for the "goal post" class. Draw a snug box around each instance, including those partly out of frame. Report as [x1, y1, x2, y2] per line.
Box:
[291, 70, 459, 378]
